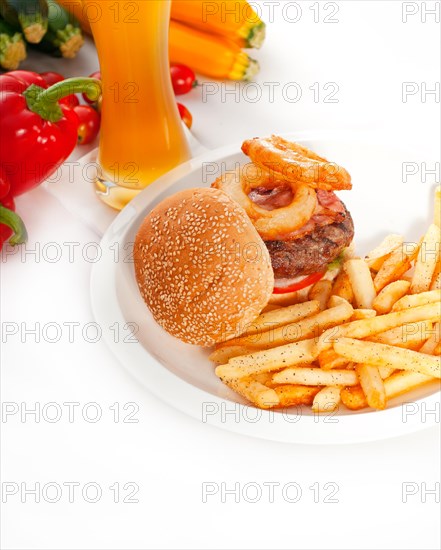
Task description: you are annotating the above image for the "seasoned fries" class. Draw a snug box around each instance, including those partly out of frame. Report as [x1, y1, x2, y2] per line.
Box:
[411, 224, 441, 294]
[308, 279, 333, 310]
[344, 258, 377, 308]
[373, 242, 418, 292]
[209, 345, 254, 364]
[365, 234, 403, 271]
[334, 338, 441, 378]
[216, 300, 352, 351]
[215, 338, 318, 378]
[430, 261, 441, 290]
[341, 371, 438, 410]
[350, 309, 377, 320]
[392, 289, 441, 311]
[372, 280, 411, 314]
[312, 386, 341, 412]
[369, 320, 434, 350]
[236, 301, 320, 338]
[272, 367, 358, 386]
[211, 188, 441, 413]
[274, 385, 320, 408]
[419, 323, 441, 355]
[331, 271, 354, 303]
[224, 377, 280, 409]
[318, 348, 348, 370]
[356, 364, 386, 409]
[434, 185, 441, 227]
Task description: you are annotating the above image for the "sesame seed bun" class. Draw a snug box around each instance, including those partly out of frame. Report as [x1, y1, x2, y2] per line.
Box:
[134, 188, 274, 347]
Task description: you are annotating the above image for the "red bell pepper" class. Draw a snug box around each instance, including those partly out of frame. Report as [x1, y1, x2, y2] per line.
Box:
[0, 167, 27, 251]
[0, 70, 100, 250]
[0, 70, 101, 197]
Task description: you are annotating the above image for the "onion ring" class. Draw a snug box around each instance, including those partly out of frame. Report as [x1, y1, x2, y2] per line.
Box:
[212, 163, 317, 240]
[242, 135, 352, 191]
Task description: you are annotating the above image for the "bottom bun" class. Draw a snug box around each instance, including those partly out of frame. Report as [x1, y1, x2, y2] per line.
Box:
[134, 188, 274, 346]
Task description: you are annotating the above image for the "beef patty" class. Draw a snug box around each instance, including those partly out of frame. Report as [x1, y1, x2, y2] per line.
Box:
[265, 205, 354, 278]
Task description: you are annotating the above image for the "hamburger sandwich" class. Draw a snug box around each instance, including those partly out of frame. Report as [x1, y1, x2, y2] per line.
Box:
[134, 137, 354, 346]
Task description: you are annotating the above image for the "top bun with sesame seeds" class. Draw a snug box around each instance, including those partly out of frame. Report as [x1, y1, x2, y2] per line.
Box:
[134, 187, 274, 347]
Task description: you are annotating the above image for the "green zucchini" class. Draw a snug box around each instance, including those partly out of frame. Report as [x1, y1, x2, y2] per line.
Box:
[0, 16, 26, 69]
[32, 0, 83, 58]
[0, 0, 48, 44]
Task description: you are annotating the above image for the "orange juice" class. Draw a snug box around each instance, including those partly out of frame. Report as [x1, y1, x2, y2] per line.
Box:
[83, 0, 190, 209]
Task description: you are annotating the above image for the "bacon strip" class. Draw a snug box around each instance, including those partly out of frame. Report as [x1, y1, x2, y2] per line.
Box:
[248, 187, 347, 241]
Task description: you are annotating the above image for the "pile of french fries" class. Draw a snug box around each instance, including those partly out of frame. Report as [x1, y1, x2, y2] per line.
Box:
[210, 186, 441, 413]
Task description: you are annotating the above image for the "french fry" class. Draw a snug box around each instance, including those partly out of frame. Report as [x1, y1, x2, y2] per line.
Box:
[430, 261, 441, 290]
[212, 197, 441, 412]
[334, 338, 441, 378]
[340, 386, 367, 410]
[341, 370, 437, 410]
[350, 309, 377, 320]
[434, 185, 441, 227]
[308, 279, 333, 310]
[260, 304, 281, 313]
[327, 295, 352, 308]
[356, 364, 386, 409]
[392, 289, 441, 311]
[411, 224, 441, 294]
[342, 242, 357, 261]
[378, 366, 395, 379]
[331, 270, 354, 303]
[372, 280, 411, 314]
[369, 320, 434, 350]
[272, 367, 358, 386]
[223, 377, 280, 409]
[253, 372, 274, 386]
[344, 258, 377, 308]
[312, 386, 341, 412]
[273, 385, 320, 408]
[317, 301, 441, 352]
[318, 348, 348, 370]
[365, 234, 403, 271]
[240, 301, 321, 338]
[209, 345, 254, 364]
[419, 323, 441, 355]
[373, 242, 419, 292]
[215, 338, 318, 379]
[384, 370, 438, 398]
[217, 300, 353, 351]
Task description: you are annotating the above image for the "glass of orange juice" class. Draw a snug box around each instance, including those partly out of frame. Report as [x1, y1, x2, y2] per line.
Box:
[83, 0, 191, 210]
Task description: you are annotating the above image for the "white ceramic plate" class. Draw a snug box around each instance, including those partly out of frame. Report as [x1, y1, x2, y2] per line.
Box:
[90, 136, 440, 444]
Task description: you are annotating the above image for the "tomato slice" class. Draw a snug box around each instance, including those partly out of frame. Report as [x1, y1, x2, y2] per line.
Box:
[273, 271, 325, 294]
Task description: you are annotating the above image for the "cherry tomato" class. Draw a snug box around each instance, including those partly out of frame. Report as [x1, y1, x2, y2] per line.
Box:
[83, 70, 101, 104]
[177, 103, 192, 129]
[40, 71, 65, 86]
[170, 64, 197, 95]
[272, 271, 325, 294]
[74, 105, 101, 145]
[60, 94, 80, 108]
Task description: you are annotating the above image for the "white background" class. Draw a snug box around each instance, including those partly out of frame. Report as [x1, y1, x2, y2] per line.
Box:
[1, 1, 440, 549]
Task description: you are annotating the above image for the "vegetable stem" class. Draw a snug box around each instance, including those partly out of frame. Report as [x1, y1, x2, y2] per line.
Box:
[0, 205, 27, 246]
[23, 77, 101, 122]
[0, 30, 26, 69]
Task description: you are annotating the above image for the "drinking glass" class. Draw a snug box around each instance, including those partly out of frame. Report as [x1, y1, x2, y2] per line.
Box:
[83, 0, 191, 210]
